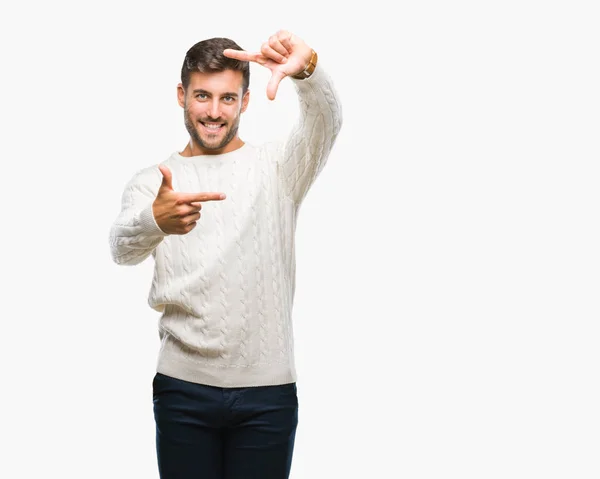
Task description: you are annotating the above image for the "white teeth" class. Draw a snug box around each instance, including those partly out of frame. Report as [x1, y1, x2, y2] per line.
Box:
[203, 123, 223, 129]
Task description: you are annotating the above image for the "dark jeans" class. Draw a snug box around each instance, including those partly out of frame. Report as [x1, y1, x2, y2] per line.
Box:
[152, 372, 299, 479]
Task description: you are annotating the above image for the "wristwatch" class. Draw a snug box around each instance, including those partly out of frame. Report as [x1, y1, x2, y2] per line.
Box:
[292, 50, 318, 79]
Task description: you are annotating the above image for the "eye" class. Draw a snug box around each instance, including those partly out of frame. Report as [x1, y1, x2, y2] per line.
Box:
[195, 93, 208, 100]
[223, 95, 235, 102]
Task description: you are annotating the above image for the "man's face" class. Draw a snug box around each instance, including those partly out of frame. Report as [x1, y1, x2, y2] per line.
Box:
[178, 69, 249, 154]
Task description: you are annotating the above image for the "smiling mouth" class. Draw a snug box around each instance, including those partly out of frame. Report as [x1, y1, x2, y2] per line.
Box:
[200, 121, 225, 134]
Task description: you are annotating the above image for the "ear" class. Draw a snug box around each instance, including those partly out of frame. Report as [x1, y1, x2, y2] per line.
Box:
[177, 83, 185, 108]
[241, 89, 250, 113]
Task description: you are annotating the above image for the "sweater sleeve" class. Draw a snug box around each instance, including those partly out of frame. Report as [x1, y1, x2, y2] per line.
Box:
[108, 166, 169, 265]
[277, 62, 343, 205]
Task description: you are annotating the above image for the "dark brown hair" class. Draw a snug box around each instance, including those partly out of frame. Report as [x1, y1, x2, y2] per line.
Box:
[181, 37, 250, 92]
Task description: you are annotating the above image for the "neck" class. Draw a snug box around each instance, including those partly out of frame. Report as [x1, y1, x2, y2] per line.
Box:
[181, 136, 245, 157]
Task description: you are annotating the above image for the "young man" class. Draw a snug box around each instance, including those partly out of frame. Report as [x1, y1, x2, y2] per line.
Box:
[108, 29, 342, 479]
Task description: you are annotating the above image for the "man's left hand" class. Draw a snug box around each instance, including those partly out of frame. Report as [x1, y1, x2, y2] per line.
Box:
[223, 30, 312, 101]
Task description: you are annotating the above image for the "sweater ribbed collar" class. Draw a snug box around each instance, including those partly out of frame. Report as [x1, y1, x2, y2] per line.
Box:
[171, 143, 250, 165]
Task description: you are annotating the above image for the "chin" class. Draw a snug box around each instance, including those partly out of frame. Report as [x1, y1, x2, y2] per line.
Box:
[197, 132, 222, 144]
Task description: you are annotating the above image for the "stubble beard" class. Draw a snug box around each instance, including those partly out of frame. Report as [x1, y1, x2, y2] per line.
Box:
[184, 106, 240, 152]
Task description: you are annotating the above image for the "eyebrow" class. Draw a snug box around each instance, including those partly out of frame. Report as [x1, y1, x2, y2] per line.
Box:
[192, 89, 239, 98]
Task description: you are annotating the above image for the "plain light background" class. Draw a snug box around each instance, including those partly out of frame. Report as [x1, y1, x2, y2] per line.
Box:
[1, 0, 599, 478]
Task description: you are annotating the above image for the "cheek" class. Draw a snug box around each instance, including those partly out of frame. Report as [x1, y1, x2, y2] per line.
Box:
[228, 105, 243, 120]
[186, 102, 200, 115]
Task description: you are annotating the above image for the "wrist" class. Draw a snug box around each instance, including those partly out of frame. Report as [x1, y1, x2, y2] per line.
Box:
[292, 49, 318, 80]
[141, 203, 169, 236]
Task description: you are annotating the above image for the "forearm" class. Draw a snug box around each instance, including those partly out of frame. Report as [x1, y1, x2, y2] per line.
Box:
[108, 170, 168, 265]
[280, 62, 343, 204]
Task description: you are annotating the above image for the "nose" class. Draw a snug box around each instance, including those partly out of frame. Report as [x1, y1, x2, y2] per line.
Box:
[207, 98, 221, 120]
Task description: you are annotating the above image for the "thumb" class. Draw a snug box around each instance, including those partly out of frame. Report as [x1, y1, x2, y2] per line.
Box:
[158, 164, 173, 192]
[266, 70, 286, 101]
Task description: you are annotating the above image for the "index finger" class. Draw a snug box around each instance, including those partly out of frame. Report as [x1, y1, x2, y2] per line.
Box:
[179, 192, 227, 203]
[223, 48, 260, 62]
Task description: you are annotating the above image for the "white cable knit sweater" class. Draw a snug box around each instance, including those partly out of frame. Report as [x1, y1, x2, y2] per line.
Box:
[109, 64, 342, 387]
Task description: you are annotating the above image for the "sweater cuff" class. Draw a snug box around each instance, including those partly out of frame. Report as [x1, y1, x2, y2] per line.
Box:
[139, 203, 169, 237]
[290, 61, 326, 90]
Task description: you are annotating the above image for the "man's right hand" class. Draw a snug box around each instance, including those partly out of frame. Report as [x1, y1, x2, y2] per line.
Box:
[152, 164, 226, 235]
